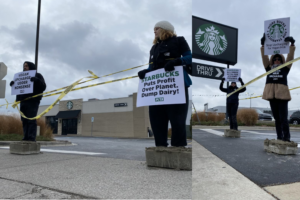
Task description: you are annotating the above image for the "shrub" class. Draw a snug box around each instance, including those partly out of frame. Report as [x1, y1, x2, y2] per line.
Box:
[0, 114, 53, 139]
[237, 109, 258, 126]
[192, 112, 225, 122]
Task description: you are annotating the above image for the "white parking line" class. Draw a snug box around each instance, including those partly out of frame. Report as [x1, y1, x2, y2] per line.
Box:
[0, 147, 105, 155]
[241, 130, 276, 136]
[200, 129, 223, 136]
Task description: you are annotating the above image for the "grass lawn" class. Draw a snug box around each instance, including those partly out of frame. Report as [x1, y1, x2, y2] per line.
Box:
[0, 134, 54, 141]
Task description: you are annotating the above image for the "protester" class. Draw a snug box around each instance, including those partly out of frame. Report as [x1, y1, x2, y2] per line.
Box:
[260, 34, 296, 142]
[10, 62, 46, 141]
[220, 78, 246, 130]
[137, 21, 192, 147]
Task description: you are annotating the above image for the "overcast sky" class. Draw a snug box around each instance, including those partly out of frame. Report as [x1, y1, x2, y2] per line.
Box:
[192, 0, 300, 112]
[0, 0, 191, 114]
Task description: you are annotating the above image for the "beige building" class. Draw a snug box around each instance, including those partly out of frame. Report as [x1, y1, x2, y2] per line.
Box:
[38, 93, 151, 138]
[38, 92, 192, 138]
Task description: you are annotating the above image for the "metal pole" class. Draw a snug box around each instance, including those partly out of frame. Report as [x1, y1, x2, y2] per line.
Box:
[35, 0, 41, 70]
[91, 122, 93, 136]
[226, 63, 229, 119]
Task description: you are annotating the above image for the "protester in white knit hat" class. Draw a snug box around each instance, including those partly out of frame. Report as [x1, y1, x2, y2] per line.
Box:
[137, 20, 192, 147]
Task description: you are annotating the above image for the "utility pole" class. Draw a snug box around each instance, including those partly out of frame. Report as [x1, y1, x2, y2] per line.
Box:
[35, 0, 41, 70]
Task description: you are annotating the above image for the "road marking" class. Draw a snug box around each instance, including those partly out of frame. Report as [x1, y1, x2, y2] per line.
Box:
[200, 129, 223, 136]
[241, 130, 276, 136]
[0, 147, 105, 155]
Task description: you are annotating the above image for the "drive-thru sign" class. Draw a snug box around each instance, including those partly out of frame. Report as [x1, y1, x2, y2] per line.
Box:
[192, 62, 225, 80]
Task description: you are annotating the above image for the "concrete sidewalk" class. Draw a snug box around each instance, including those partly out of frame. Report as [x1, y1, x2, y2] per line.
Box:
[192, 140, 276, 200]
[0, 148, 191, 199]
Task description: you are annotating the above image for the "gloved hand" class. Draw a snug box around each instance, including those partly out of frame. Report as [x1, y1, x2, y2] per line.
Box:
[30, 77, 38, 82]
[164, 59, 182, 72]
[238, 77, 244, 85]
[221, 78, 225, 82]
[284, 36, 295, 45]
[261, 33, 265, 46]
[10, 81, 14, 86]
[138, 69, 149, 79]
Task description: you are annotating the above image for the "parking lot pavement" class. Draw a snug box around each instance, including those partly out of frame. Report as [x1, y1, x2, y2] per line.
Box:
[0, 137, 192, 199]
[193, 128, 300, 187]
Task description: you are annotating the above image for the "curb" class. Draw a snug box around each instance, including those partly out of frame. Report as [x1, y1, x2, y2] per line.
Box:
[193, 125, 300, 131]
[0, 140, 73, 146]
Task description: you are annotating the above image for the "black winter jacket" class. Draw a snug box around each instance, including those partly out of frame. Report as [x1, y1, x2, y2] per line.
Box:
[16, 62, 46, 102]
[220, 82, 246, 104]
[149, 36, 190, 70]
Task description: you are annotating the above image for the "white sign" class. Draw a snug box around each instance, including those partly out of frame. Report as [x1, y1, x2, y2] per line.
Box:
[136, 66, 186, 107]
[91, 117, 94, 122]
[0, 62, 7, 98]
[264, 17, 290, 55]
[224, 68, 241, 82]
[11, 70, 36, 95]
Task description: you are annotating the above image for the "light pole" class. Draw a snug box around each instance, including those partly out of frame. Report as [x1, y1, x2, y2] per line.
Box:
[249, 93, 254, 109]
[35, 0, 41, 70]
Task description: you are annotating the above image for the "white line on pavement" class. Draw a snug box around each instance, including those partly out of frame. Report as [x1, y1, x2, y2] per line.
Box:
[200, 129, 223, 136]
[0, 147, 106, 155]
[241, 130, 276, 136]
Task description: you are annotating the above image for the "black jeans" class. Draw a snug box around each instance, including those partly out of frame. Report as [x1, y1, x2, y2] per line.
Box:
[149, 88, 189, 147]
[269, 99, 290, 141]
[227, 103, 238, 130]
[20, 101, 40, 141]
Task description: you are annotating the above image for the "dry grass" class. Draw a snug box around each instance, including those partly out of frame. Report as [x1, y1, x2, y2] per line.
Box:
[192, 112, 225, 122]
[237, 109, 258, 126]
[0, 114, 53, 139]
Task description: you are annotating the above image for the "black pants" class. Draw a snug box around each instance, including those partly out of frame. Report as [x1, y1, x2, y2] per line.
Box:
[227, 103, 238, 130]
[269, 99, 290, 141]
[149, 88, 189, 147]
[20, 101, 40, 141]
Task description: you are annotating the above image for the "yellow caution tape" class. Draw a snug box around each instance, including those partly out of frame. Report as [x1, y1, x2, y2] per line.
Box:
[239, 85, 300, 100]
[1, 63, 150, 109]
[227, 57, 300, 98]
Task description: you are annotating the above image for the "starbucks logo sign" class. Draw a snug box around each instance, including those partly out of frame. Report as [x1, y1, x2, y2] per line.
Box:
[267, 21, 288, 42]
[195, 24, 228, 56]
[67, 101, 73, 110]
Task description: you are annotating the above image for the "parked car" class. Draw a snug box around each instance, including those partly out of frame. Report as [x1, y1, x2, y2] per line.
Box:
[255, 109, 274, 121]
[289, 111, 300, 125]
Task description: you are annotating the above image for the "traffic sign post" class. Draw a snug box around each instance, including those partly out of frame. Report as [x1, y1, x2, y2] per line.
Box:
[191, 62, 225, 80]
[0, 63, 7, 98]
[91, 117, 94, 136]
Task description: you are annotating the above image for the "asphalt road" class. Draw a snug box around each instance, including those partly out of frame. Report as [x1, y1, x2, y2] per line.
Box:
[42, 136, 192, 161]
[193, 128, 300, 187]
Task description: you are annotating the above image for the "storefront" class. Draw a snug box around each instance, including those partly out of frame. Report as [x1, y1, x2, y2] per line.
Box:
[38, 93, 192, 138]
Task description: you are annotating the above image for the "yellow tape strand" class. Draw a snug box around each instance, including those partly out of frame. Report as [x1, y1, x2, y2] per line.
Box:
[1, 63, 149, 109]
[227, 57, 300, 98]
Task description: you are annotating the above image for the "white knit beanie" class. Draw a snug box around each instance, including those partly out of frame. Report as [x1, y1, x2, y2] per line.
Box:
[154, 21, 174, 32]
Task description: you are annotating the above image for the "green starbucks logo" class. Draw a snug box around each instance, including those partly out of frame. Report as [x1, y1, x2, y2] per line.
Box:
[267, 21, 287, 42]
[195, 24, 227, 56]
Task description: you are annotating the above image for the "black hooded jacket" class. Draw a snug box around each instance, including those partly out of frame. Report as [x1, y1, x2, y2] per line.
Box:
[16, 62, 46, 102]
[219, 82, 246, 104]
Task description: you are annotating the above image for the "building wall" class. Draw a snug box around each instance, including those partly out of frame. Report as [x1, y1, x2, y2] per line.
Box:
[37, 105, 59, 116]
[58, 99, 83, 135]
[82, 97, 133, 113]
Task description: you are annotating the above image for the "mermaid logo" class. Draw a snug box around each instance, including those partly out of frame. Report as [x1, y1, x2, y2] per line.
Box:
[195, 24, 227, 56]
[267, 22, 287, 42]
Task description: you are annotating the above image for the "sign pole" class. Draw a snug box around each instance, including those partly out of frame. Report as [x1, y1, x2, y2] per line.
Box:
[226, 63, 229, 120]
[35, 0, 41, 70]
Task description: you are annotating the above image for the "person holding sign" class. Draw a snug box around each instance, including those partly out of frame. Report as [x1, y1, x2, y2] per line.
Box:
[10, 61, 46, 141]
[260, 34, 296, 142]
[220, 78, 246, 130]
[137, 21, 192, 147]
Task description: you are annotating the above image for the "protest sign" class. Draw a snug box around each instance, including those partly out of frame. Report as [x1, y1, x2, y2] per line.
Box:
[11, 70, 36, 95]
[136, 66, 186, 107]
[224, 68, 241, 82]
[264, 17, 290, 55]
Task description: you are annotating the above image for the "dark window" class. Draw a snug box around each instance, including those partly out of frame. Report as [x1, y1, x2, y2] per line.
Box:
[46, 116, 58, 134]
